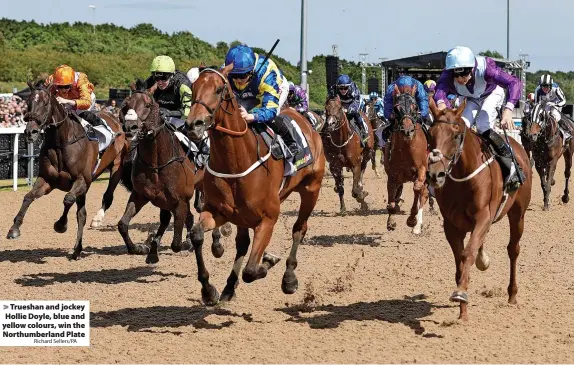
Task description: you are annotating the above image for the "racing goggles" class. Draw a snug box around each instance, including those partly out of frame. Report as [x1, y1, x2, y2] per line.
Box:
[56, 85, 72, 91]
[152, 72, 173, 81]
[452, 67, 473, 78]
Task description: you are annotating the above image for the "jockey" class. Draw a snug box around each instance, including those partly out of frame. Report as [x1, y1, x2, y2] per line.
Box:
[144, 55, 192, 130]
[423, 80, 436, 96]
[383, 75, 430, 140]
[368, 92, 385, 119]
[45, 64, 102, 129]
[534, 74, 574, 139]
[434, 46, 525, 192]
[287, 82, 319, 130]
[327, 74, 369, 145]
[224, 44, 300, 155]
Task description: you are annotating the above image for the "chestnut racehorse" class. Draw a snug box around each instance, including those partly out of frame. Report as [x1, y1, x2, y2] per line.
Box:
[7, 81, 128, 259]
[365, 99, 383, 178]
[426, 98, 532, 320]
[523, 103, 574, 210]
[383, 85, 429, 235]
[186, 66, 325, 305]
[323, 96, 374, 214]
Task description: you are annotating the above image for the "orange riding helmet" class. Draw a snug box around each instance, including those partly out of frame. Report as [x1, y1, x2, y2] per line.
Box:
[53, 65, 75, 86]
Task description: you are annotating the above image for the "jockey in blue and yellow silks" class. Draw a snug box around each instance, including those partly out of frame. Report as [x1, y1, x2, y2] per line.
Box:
[224, 44, 300, 155]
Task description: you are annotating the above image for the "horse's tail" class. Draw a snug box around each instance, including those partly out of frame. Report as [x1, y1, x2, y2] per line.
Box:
[119, 159, 134, 192]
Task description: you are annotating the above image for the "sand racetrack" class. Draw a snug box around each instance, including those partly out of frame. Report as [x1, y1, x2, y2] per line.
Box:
[1, 155, 574, 363]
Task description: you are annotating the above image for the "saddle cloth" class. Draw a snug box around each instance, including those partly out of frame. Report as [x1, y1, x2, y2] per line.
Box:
[252, 115, 314, 176]
[174, 130, 210, 169]
[79, 117, 115, 153]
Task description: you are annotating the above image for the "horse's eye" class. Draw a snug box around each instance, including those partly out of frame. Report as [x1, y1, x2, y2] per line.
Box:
[215, 86, 224, 94]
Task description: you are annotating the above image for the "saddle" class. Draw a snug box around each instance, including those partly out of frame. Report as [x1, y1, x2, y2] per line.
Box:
[70, 113, 116, 154]
[251, 115, 314, 176]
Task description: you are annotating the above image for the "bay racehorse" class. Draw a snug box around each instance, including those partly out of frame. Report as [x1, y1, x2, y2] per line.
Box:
[383, 85, 429, 235]
[186, 65, 325, 305]
[426, 98, 532, 320]
[6, 81, 128, 259]
[117, 80, 227, 263]
[323, 95, 374, 214]
[523, 103, 574, 210]
[365, 99, 383, 178]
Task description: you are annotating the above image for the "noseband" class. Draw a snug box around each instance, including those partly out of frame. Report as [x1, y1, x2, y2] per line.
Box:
[428, 120, 467, 176]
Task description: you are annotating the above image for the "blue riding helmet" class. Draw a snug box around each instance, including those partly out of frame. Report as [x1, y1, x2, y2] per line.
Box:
[225, 44, 256, 75]
[336, 74, 352, 87]
[445, 46, 475, 70]
[369, 91, 378, 99]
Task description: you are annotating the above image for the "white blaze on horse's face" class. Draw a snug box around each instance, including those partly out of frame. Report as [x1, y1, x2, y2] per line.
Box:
[124, 109, 138, 121]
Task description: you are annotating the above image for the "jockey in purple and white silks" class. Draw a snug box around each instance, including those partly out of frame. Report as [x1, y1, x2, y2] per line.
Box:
[434, 46, 525, 192]
[327, 74, 369, 145]
[534, 74, 574, 140]
[286, 82, 320, 130]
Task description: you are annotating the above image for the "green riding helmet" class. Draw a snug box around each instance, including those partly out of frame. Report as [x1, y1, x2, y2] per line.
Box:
[150, 55, 176, 73]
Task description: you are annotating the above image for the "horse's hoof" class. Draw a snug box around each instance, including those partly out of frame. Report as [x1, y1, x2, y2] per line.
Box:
[211, 242, 224, 258]
[387, 222, 396, 231]
[450, 291, 468, 303]
[185, 239, 195, 252]
[406, 215, 417, 228]
[220, 223, 233, 237]
[145, 253, 159, 264]
[6, 228, 20, 239]
[339, 209, 347, 216]
[562, 195, 570, 204]
[551, 179, 556, 186]
[130, 244, 150, 255]
[171, 242, 182, 253]
[90, 219, 103, 228]
[281, 272, 299, 294]
[242, 265, 267, 283]
[543, 205, 549, 211]
[201, 285, 220, 306]
[54, 221, 68, 234]
[220, 289, 236, 302]
[360, 202, 369, 212]
[475, 251, 491, 271]
[68, 250, 82, 261]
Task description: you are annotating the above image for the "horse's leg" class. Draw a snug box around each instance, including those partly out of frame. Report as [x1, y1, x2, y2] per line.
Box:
[562, 150, 572, 204]
[117, 192, 151, 255]
[190, 209, 228, 305]
[90, 163, 123, 228]
[55, 177, 88, 235]
[193, 189, 203, 213]
[242, 215, 280, 283]
[220, 227, 250, 302]
[386, 178, 399, 231]
[170, 200, 192, 253]
[70, 193, 88, 260]
[281, 181, 321, 294]
[507, 206, 525, 305]
[451, 210, 490, 320]
[211, 226, 224, 258]
[184, 201, 195, 252]
[7, 177, 52, 239]
[331, 164, 346, 215]
[371, 147, 381, 178]
[545, 163, 557, 210]
[408, 165, 427, 233]
[411, 185, 428, 235]
[146, 209, 172, 264]
[443, 218, 468, 320]
[536, 164, 548, 210]
[352, 153, 370, 210]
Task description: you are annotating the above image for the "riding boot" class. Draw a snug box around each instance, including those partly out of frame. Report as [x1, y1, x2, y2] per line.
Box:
[304, 111, 318, 130]
[351, 113, 369, 147]
[382, 119, 394, 142]
[558, 119, 574, 141]
[78, 110, 103, 127]
[482, 129, 525, 192]
[271, 115, 301, 156]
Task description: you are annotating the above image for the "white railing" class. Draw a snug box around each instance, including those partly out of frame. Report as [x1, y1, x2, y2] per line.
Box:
[0, 127, 35, 191]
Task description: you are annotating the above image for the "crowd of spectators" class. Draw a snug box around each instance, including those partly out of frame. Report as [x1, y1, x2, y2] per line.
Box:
[0, 95, 27, 128]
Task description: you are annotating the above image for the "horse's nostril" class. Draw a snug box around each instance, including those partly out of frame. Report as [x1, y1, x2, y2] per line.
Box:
[194, 120, 204, 127]
[437, 171, 446, 179]
[130, 125, 138, 131]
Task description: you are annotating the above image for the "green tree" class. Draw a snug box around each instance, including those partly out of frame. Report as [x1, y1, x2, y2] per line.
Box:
[479, 50, 505, 59]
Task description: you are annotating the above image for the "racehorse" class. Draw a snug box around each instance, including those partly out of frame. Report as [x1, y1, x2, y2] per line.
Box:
[426, 98, 532, 320]
[117, 80, 226, 263]
[6, 80, 128, 260]
[323, 95, 374, 214]
[383, 85, 429, 235]
[185, 65, 325, 305]
[365, 99, 383, 178]
[523, 103, 574, 210]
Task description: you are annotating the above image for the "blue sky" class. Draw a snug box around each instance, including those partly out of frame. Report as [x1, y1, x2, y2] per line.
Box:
[3, 0, 572, 72]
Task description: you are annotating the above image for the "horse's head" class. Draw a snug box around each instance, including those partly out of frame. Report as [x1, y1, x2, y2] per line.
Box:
[426, 97, 467, 188]
[23, 80, 59, 143]
[324, 95, 346, 133]
[187, 63, 236, 140]
[524, 103, 548, 142]
[120, 79, 159, 139]
[392, 84, 419, 140]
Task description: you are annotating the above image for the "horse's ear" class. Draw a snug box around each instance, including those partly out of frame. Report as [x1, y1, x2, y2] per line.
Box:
[26, 78, 34, 90]
[410, 84, 417, 96]
[455, 98, 467, 118]
[428, 95, 440, 118]
[222, 63, 234, 77]
[393, 84, 401, 96]
[199, 61, 206, 68]
[129, 81, 137, 91]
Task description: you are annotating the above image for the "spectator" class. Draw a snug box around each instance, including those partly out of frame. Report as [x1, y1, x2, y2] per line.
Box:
[105, 99, 119, 117]
[0, 95, 27, 128]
